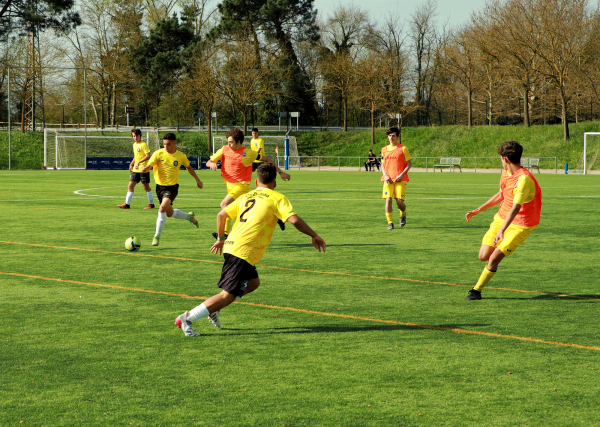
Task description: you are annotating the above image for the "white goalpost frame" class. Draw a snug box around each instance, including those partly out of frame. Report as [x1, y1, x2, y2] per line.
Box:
[581, 132, 600, 175]
[44, 129, 160, 170]
[211, 135, 300, 168]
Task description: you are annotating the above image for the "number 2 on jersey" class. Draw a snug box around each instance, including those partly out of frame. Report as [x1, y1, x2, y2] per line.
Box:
[239, 199, 256, 222]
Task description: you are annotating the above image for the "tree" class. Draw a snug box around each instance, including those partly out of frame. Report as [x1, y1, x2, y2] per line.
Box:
[130, 16, 196, 126]
[0, 0, 81, 42]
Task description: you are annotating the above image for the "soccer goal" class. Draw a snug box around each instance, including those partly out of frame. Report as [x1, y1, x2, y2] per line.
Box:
[572, 133, 600, 174]
[212, 135, 300, 168]
[44, 129, 160, 169]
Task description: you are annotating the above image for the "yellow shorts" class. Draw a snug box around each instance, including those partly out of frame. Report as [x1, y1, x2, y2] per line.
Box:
[482, 214, 536, 256]
[225, 181, 250, 200]
[382, 181, 406, 199]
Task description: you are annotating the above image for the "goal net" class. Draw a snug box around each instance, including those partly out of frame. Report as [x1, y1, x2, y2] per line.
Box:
[44, 129, 160, 169]
[212, 135, 300, 168]
[573, 133, 600, 174]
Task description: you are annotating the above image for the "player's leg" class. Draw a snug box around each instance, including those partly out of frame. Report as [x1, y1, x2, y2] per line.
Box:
[141, 177, 155, 209]
[383, 183, 394, 229]
[394, 182, 407, 227]
[153, 186, 170, 246]
[118, 174, 138, 208]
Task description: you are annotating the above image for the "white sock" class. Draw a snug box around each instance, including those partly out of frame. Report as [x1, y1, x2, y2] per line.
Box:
[172, 209, 190, 220]
[155, 212, 167, 237]
[188, 303, 209, 322]
[125, 192, 134, 205]
[146, 191, 154, 205]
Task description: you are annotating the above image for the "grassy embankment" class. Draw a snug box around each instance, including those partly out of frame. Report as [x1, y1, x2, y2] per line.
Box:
[2, 122, 600, 169]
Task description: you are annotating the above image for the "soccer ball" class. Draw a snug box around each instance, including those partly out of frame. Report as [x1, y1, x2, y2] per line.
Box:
[125, 236, 141, 252]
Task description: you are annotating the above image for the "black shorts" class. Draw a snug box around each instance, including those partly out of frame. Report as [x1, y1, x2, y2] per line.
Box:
[217, 253, 259, 297]
[156, 184, 179, 204]
[252, 162, 264, 172]
[130, 172, 151, 184]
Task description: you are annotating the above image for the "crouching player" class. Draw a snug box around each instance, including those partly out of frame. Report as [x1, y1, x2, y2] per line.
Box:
[465, 141, 542, 300]
[175, 163, 326, 336]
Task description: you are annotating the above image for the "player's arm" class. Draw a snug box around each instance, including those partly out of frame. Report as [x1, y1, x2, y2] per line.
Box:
[261, 155, 291, 181]
[133, 153, 151, 171]
[139, 154, 156, 173]
[466, 191, 504, 222]
[287, 215, 326, 253]
[210, 209, 233, 255]
[186, 165, 203, 189]
[395, 159, 412, 182]
[493, 203, 521, 246]
[206, 149, 222, 171]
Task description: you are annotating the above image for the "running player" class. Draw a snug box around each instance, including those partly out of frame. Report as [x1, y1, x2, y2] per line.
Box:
[117, 129, 155, 209]
[465, 140, 542, 300]
[139, 133, 203, 247]
[381, 127, 412, 229]
[206, 128, 290, 239]
[175, 163, 326, 337]
[250, 128, 264, 172]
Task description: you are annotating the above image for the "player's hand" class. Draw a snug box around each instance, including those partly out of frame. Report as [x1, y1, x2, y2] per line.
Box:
[210, 240, 224, 255]
[312, 235, 326, 253]
[196, 181, 203, 189]
[385, 177, 394, 184]
[279, 172, 291, 181]
[134, 162, 139, 170]
[465, 210, 478, 222]
[129, 164, 133, 172]
[208, 161, 219, 171]
[493, 230, 504, 246]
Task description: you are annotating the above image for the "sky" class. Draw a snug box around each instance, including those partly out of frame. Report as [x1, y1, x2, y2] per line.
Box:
[313, 0, 498, 29]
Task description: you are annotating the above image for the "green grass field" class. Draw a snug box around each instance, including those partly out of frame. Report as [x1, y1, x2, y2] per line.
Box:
[1, 169, 599, 426]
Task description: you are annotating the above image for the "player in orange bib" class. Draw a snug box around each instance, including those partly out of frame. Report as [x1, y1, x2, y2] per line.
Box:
[206, 128, 290, 239]
[465, 141, 542, 300]
[381, 127, 412, 229]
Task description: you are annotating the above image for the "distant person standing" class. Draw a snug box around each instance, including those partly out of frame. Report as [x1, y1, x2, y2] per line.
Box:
[465, 141, 542, 300]
[250, 128, 265, 172]
[117, 129, 155, 209]
[381, 127, 412, 229]
[139, 133, 203, 247]
[365, 149, 380, 171]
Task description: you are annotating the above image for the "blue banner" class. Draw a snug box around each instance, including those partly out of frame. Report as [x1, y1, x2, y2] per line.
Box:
[87, 156, 200, 170]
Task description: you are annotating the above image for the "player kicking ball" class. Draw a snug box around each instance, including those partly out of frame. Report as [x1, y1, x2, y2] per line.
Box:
[175, 163, 326, 337]
[139, 133, 203, 247]
[465, 141, 542, 300]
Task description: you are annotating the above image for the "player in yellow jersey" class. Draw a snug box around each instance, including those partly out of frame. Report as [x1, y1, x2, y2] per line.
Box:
[117, 129, 155, 209]
[140, 133, 203, 247]
[250, 128, 265, 172]
[381, 127, 412, 229]
[175, 163, 326, 337]
[465, 141, 542, 300]
[207, 128, 290, 239]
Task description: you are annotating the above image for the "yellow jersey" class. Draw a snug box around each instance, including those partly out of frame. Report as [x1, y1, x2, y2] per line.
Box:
[146, 149, 190, 186]
[132, 141, 150, 173]
[224, 188, 296, 266]
[250, 138, 265, 163]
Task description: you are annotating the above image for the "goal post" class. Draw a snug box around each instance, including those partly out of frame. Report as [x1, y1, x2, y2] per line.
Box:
[211, 135, 300, 168]
[575, 133, 600, 174]
[44, 129, 160, 170]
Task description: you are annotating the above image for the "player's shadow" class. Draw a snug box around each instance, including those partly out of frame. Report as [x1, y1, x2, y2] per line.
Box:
[208, 323, 491, 335]
[271, 243, 393, 248]
[531, 294, 600, 301]
[409, 226, 488, 229]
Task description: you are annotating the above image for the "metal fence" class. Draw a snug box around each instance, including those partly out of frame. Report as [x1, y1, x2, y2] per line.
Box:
[277, 156, 558, 173]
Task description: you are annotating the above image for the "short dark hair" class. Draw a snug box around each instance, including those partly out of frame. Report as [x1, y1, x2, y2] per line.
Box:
[257, 162, 277, 184]
[131, 129, 142, 136]
[386, 127, 400, 136]
[162, 132, 176, 141]
[226, 128, 244, 143]
[498, 141, 523, 164]
[251, 128, 259, 132]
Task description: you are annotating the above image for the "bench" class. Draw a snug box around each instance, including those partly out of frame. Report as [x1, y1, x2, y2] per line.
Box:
[433, 157, 462, 172]
[522, 157, 540, 173]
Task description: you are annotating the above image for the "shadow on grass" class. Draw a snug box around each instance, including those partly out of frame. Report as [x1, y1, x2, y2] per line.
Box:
[271, 243, 394, 248]
[486, 294, 600, 301]
[207, 323, 492, 335]
[408, 226, 488, 229]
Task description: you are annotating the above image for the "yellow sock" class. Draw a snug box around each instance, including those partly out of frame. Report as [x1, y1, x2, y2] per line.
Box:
[386, 213, 393, 224]
[474, 267, 496, 291]
[225, 217, 232, 235]
[400, 208, 406, 217]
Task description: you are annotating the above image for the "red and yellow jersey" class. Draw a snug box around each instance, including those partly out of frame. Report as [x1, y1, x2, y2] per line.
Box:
[146, 149, 190, 186]
[497, 168, 542, 227]
[224, 187, 296, 266]
[381, 144, 411, 182]
[132, 141, 150, 172]
[210, 146, 260, 184]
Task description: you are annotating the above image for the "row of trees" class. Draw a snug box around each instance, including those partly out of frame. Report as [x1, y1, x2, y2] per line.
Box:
[1, 0, 600, 143]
